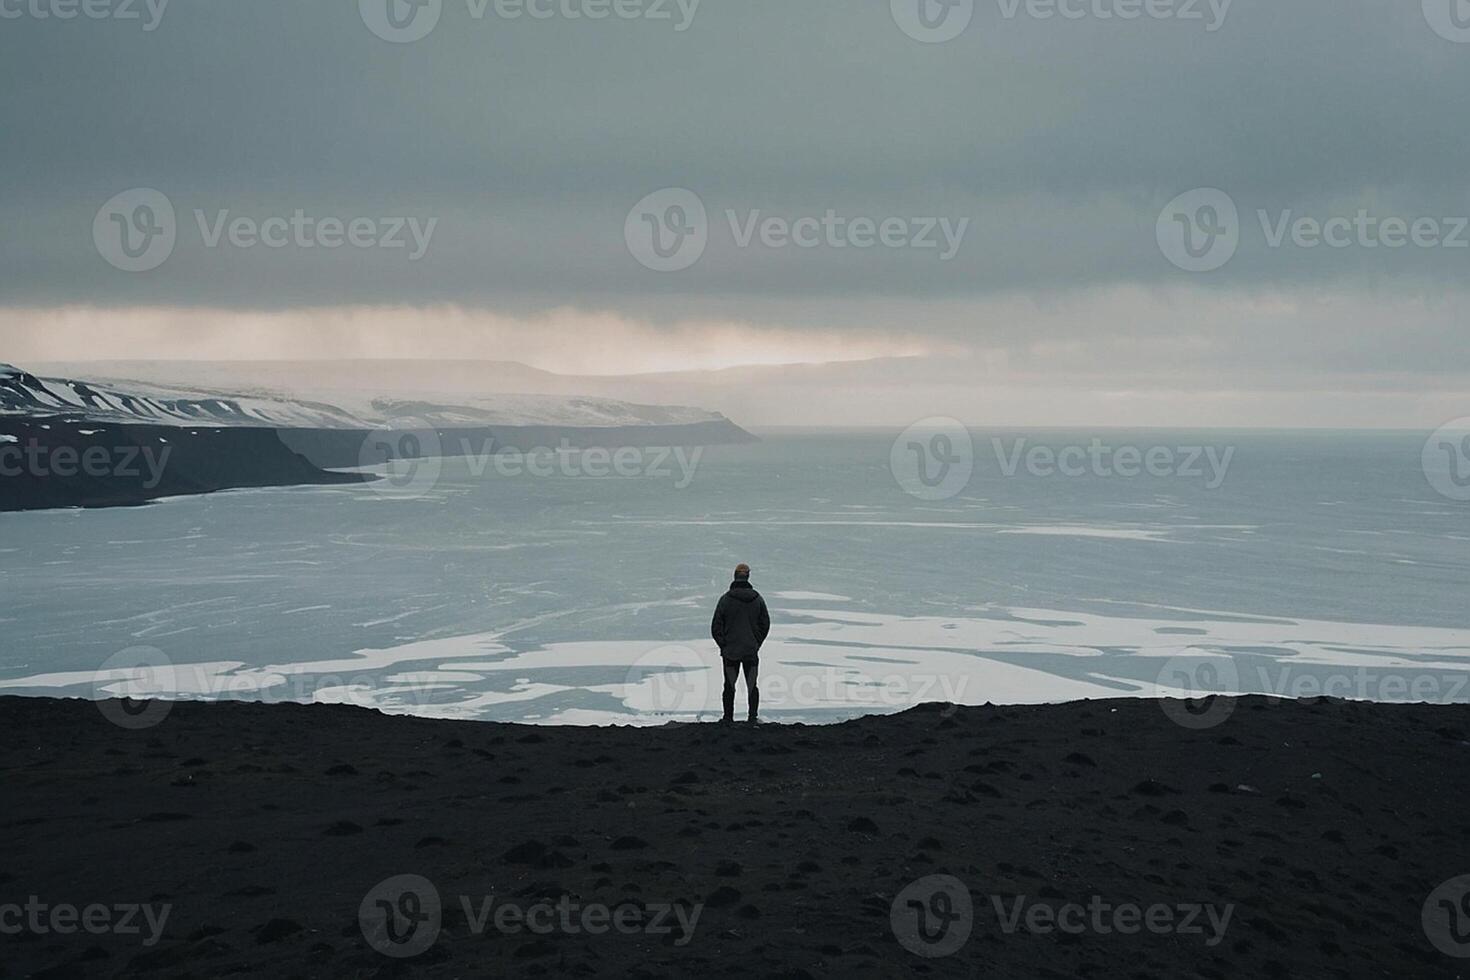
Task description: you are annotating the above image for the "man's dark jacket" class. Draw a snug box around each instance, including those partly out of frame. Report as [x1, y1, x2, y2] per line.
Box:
[711, 580, 770, 662]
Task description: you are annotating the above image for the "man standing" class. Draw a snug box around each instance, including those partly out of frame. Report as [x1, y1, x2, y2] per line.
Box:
[710, 563, 770, 724]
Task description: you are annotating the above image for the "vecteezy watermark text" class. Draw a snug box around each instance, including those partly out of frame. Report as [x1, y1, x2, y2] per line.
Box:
[194, 210, 437, 261]
[1256, 666, 1470, 704]
[93, 188, 438, 273]
[465, 0, 699, 28]
[992, 437, 1233, 489]
[1158, 188, 1470, 273]
[726, 210, 968, 261]
[989, 894, 1233, 947]
[625, 644, 972, 720]
[890, 0, 1231, 44]
[890, 875, 1233, 958]
[0, 898, 171, 947]
[625, 188, 969, 272]
[995, 0, 1231, 31]
[889, 419, 1237, 501]
[1258, 209, 1469, 251]
[357, 425, 708, 499]
[0, 0, 169, 30]
[359, 875, 701, 958]
[0, 439, 171, 488]
[483, 441, 703, 489]
[359, 0, 700, 43]
[86, 645, 476, 731]
[1156, 653, 1470, 730]
[459, 895, 700, 944]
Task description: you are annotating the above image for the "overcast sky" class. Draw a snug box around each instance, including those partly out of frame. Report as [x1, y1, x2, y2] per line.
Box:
[2, 0, 1467, 424]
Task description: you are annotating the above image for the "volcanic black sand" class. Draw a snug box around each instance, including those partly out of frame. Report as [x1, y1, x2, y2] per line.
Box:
[3, 694, 1469, 978]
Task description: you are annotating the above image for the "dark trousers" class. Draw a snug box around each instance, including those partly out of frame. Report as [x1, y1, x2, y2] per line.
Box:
[722, 658, 759, 720]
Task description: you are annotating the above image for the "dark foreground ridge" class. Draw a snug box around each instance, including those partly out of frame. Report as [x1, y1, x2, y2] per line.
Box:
[2, 695, 1468, 977]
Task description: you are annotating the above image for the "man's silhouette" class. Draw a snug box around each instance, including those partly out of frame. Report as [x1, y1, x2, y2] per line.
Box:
[710, 563, 770, 724]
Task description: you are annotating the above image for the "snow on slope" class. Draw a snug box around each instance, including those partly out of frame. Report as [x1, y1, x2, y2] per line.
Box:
[0, 362, 730, 430]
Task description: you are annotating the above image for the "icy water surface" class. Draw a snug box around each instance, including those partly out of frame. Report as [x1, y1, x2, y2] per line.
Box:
[2, 430, 1467, 724]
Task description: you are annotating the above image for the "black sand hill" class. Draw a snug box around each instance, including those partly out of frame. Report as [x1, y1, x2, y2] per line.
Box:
[2, 695, 1468, 977]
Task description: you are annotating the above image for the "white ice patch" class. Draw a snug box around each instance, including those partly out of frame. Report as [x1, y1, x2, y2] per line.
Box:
[6, 604, 1464, 725]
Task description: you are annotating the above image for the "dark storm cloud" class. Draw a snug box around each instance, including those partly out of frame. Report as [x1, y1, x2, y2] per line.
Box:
[3, 0, 1470, 310]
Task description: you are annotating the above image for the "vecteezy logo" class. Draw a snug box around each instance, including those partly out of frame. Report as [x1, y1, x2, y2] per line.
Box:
[1156, 188, 1239, 273]
[92, 646, 176, 730]
[891, 0, 974, 43]
[890, 418, 974, 501]
[360, 875, 442, 958]
[1424, 875, 1470, 958]
[891, 875, 973, 958]
[359, 417, 444, 498]
[1424, 0, 1470, 43]
[360, 0, 442, 43]
[625, 188, 708, 272]
[625, 644, 712, 719]
[1423, 418, 1470, 502]
[1157, 652, 1239, 730]
[93, 189, 176, 273]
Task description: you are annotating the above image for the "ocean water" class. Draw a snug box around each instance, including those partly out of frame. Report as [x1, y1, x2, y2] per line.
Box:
[2, 429, 1467, 725]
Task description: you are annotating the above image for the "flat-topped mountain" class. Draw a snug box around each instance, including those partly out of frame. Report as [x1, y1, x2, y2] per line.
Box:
[0, 361, 755, 512]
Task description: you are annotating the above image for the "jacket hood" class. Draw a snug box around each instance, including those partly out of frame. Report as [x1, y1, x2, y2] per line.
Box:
[726, 581, 761, 603]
